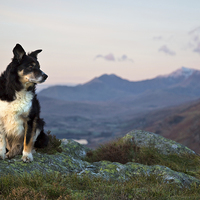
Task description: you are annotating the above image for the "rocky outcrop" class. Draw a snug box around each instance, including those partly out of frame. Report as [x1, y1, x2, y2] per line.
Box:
[0, 130, 199, 188]
[123, 130, 196, 155]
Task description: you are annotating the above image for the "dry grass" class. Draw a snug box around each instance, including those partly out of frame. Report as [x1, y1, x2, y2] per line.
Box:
[85, 137, 200, 179]
[85, 138, 140, 164]
[1, 136, 200, 199]
[36, 131, 62, 154]
[0, 172, 200, 200]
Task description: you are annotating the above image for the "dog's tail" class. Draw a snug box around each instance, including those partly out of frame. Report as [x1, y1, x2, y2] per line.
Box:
[34, 130, 49, 148]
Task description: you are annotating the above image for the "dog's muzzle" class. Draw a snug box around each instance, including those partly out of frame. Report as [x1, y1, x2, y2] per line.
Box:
[42, 73, 48, 81]
[35, 71, 48, 83]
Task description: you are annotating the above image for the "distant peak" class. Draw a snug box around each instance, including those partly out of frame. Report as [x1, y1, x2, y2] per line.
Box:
[180, 66, 195, 74]
[170, 67, 196, 78]
[98, 73, 123, 80]
[99, 74, 118, 78]
[159, 67, 198, 79]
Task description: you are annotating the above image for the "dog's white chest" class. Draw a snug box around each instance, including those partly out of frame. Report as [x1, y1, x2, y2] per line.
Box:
[0, 90, 33, 115]
[13, 90, 33, 116]
[0, 90, 33, 136]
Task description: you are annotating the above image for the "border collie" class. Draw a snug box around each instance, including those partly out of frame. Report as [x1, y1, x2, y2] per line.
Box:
[0, 44, 49, 162]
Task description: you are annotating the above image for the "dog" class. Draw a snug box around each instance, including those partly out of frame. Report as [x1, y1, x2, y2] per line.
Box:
[0, 44, 49, 162]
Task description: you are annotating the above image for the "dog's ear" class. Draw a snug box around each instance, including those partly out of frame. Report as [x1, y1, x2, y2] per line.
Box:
[13, 44, 26, 62]
[29, 50, 42, 59]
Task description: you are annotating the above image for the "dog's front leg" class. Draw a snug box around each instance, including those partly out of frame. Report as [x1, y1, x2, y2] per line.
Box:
[22, 118, 37, 162]
[0, 131, 6, 160]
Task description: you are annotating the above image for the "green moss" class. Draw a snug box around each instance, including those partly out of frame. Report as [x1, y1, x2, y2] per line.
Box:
[84, 136, 200, 179]
[1, 130, 200, 197]
[124, 130, 196, 155]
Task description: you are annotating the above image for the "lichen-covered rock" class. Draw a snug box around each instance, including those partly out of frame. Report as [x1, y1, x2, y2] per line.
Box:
[0, 139, 91, 175]
[0, 132, 199, 188]
[123, 130, 196, 155]
[79, 161, 200, 188]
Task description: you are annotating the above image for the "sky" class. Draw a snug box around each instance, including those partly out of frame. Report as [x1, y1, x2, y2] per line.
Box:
[0, 0, 200, 85]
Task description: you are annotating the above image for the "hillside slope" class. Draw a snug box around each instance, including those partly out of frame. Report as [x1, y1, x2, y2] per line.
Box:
[123, 99, 200, 153]
[37, 67, 200, 152]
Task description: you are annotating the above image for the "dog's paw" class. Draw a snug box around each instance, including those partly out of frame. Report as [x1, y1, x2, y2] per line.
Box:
[0, 148, 7, 160]
[6, 151, 17, 159]
[6, 151, 12, 159]
[22, 151, 33, 163]
[6, 146, 22, 159]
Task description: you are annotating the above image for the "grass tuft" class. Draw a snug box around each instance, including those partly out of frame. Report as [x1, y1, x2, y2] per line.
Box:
[85, 137, 140, 164]
[85, 137, 200, 178]
[2, 136, 200, 199]
[0, 172, 200, 199]
[36, 131, 62, 154]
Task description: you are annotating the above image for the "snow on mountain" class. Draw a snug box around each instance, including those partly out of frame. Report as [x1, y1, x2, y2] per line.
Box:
[158, 67, 199, 79]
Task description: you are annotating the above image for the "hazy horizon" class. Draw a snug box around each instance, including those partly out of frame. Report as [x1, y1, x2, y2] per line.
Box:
[0, 0, 200, 85]
[36, 66, 196, 93]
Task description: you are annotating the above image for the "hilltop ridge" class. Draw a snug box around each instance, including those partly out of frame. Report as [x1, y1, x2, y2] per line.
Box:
[39, 67, 200, 103]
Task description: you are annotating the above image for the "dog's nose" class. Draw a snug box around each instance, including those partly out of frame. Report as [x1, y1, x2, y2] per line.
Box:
[42, 73, 48, 81]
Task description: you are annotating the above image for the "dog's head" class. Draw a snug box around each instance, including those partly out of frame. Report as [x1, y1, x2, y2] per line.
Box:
[13, 44, 48, 87]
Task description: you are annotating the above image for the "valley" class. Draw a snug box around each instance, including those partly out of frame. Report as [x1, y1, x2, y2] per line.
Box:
[38, 67, 200, 153]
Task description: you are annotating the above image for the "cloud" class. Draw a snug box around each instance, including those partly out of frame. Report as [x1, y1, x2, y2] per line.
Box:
[118, 54, 133, 62]
[189, 26, 200, 35]
[94, 53, 115, 61]
[94, 53, 133, 62]
[95, 54, 104, 59]
[188, 26, 200, 54]
[153, 35, 174, 42]
[153, 36, 163, 41]
[104, 53, 115, 61]
[193, 43, 200, 54]
[158, 45, 176, 56]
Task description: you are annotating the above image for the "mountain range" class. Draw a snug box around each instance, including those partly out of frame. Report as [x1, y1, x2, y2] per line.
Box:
[39, 67, 200, 110]
[38, 67, 200, 152]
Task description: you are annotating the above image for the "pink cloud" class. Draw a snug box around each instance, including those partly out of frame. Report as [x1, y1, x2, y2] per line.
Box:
[159, 45, 176, 56]
[194, 43, 200, 54]
[118, 54, 133, 62]
[153, 36, 163, 41]
[94, 53, 115, 61]
[189, 26, 200, 35]
[104, 53, 115, 61]
[95, 53, 134, 62]
[188, 27, 200, 54]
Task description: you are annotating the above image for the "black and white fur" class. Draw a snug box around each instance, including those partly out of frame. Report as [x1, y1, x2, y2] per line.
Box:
[0, 44, 48, 162]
